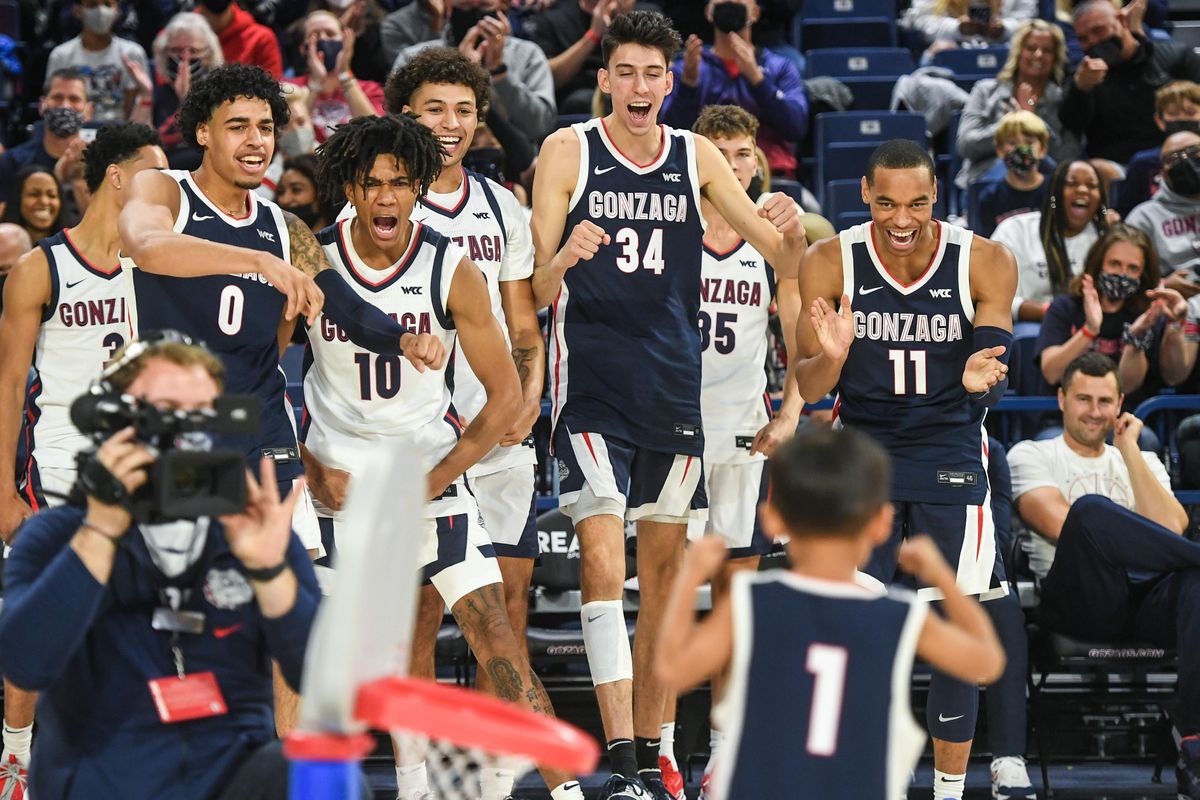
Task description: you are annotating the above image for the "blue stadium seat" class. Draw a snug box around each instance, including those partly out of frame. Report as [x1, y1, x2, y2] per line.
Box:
[931, 46, 1008, 79]
[554, 113, 590, 131]
[814, 112, 927, 204]
[798, 0, 897, 18]
[966, 178, 999, 232]
[822, 179, 866, 227]
[834, 211, 872, 231]
[817, 142, 879, 199]
[805, 47, 914, 80]
[0, 0, 17, 39]
[794, 17, 896, 51]
[770, 177, 807, 206]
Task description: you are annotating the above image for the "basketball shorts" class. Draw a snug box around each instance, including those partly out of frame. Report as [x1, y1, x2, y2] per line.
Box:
[554, 426, 708, 526]
[863, 499, 1006, 601]
[687, 460, 772, 559]
[469, 466, 538, 559]
[284, 477, 323, 556]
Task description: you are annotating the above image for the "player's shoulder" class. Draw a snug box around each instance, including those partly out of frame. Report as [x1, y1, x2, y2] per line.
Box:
[541, 125, 583, 158]
[467, 170, 521, 212]
[800, 232, 844, 275]
[315, 221, 340, 247]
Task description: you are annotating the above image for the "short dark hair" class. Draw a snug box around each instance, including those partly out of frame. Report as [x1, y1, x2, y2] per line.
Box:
[178, 64, 291, 150]
[602, 10, 681, 68]
[83, 123, 162, 193]
[865, 139, 936, 184]
[46, 66, 88, 91]
[1061, 352, 1122, 395]
[314, 114, 445, 208]
[384, 47, 491, 117]
[768, 426, 891, 538]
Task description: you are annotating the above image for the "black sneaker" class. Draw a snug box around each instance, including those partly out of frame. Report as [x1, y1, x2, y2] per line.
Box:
[601, 773, 650, 800]
[1179, 736, 1200, 799]
[642, 776, 677, 800]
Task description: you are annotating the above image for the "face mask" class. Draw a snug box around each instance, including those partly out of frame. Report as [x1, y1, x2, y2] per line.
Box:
[449, 8, 489, 45]
[81, 5, 119, 35]
[1166, 159, 1200, 198]
[1003, 144, 1038, 176]
[140, 519, 209, 578]
[281, 201, 320, 229]
[462, 146, 506, 184]
[1164, 120, 1200, 137]
[198, 0, 233, 13]
[279, 125, 315, 157]
[711, 2, 748, 34]
[1097, 271, 1140, 302]
[43, 105, 84, 138]
[1086, 35, 1124, 67]
[166, 54, 208, 83]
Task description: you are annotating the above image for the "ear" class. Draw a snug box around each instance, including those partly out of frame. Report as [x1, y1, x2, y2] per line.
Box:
[1057, 386, 1066, 413]
[343, 180, 356, 205]
[107, 163, 122, 192]
[704, 1, 714, 23]
[1155, 113, 1167, 132]
[196, 121, 209, 148]
[83, 100, 94, 122]
[597, 67, 611, 96]
[664, 68, 674, 97]
[401, 104, 413, 115]
[860, 175, 870, 205]
[930, 174, 938, 205]
[749, 1, 761, 24]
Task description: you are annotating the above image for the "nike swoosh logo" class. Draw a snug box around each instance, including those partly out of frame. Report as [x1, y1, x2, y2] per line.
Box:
[859, 285, 883, 295]
[938, 713, 964, 722]
[587, 614, 604, 622]
[561, 783, 580, 791]
[594, 166, 617, 176]
[64, 279, 85, 289]
[192, 213, 214, 221]
[214, 624, 244, 639]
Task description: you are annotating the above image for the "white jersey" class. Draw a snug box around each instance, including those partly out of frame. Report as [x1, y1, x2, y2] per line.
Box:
[302, 219, 464, 471]
[700, 238, 775, 465]
[29, 230, 133, 475]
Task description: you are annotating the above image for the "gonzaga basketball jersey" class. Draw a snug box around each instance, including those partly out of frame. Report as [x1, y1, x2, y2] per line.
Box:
[713, 572, 927, 800]
[24, 230, 133, 502]
[836, 220, 988, 504]
[549, 119, 706, 456]
[303, 219, 463, 469]
[124, 170, 301, 481]
[700, 239, 775, 465]
[411, 170, 536, 474]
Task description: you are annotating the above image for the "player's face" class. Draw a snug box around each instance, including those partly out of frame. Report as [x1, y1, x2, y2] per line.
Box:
[599, 44, 674, 135]
[403, 82, 479, 171]
[711, 134, 757, 192]
[861, 167, 936, 257]
[126, 358, 220, 414]
[197, 97, 276, 190]
[20, 172, 60, 234]
[347, 154, 418, 247]
[1059, 371, 1121, 449]
[1060, 161, 1101, 233]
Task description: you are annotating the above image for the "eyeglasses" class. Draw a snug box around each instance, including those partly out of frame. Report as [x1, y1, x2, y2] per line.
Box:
[165, 45, 210, 60]
[1163, 145, 1200, 168]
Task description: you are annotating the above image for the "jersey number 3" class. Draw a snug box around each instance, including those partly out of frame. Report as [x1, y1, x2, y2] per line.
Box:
[805, 643, 848, 757]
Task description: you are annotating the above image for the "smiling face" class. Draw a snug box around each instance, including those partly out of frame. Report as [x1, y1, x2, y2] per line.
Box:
[277, 167, 317, 208]
[20, 172, 60, 235]
[861, 166, 937, 258]
[346, 154, 418, 248]
[195, 96, 275, 190]
[1016, 29, 1056, 83]
[403, 82, 478, 171]
[1059, 370, 1121, 450]
[1060, 161, 1101, 234]
[599, 43, 674, 135]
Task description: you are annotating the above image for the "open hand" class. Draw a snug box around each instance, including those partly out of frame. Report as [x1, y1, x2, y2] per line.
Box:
[810, 294, 855, 362]
[961, 345, 1008, 394]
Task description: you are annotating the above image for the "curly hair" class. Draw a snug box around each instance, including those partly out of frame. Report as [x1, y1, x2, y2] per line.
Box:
[693, 104, 759, 142]
[82, 123, 162, 193]
[314, 114, 445, 209]
[602, 10, 681, 68]
[1040, 160, 1109, 297]
[178, 64, 290, 150]
[384, 46, 491, 117]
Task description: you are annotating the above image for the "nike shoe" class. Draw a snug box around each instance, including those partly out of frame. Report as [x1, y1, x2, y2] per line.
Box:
[602, 773, 650, 800]
[644, 776, 679, 800]
[1178, 736, 1200, 799]
[658, 755, 685, 800]
[0, 754, 27, 800]
[991, 756, 1036, 800]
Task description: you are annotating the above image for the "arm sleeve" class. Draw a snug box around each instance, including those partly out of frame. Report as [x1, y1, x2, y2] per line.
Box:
[1007, 440, 1061, 499]
[0, 508, 109, 691]
[747, 53, 808, 141]
[258, 533, 321, 691]
[314, 269, 409, 355]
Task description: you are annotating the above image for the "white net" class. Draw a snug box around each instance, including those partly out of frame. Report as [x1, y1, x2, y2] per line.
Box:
[392, 730, 536, 800]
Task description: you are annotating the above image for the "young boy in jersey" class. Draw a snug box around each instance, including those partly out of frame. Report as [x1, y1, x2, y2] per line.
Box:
[795, 139, 1017, 800]
[530, 12, 808, 798]
[0, 121, 167, 798]
[302, 114, 582, 800]
[656, 426, 1005, 800]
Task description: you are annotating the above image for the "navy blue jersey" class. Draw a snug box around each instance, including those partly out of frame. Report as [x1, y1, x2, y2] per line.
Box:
[548, 119, 706, 456]
[713, 572, 926, 800]
[125, 170, 300, 481]
[835, 220, 988, 504]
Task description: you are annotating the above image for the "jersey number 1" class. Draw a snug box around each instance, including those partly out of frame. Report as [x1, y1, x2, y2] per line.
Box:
[887, 349, 927, 395]
[805, 643, 848, 757]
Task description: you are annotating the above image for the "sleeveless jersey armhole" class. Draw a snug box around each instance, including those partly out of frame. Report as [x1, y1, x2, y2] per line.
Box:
[566, 124, 590, 214]
[37, 238, 58, 324]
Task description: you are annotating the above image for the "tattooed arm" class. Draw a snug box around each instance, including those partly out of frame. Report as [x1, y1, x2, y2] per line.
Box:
[498, 278, 545, 447]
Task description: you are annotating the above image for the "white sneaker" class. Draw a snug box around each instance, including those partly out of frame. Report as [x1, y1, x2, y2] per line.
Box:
[991, 756, 1036, 800]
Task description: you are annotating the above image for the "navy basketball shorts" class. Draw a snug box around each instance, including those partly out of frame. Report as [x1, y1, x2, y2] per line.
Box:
[554, 426, 708, 526]
[469, 466, 539, 559]
[688, 460, 772, 559]
[864, 500, 1006, 601]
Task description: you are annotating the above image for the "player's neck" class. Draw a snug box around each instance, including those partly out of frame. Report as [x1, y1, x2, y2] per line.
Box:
[430, 163, 465, 195]
[70, 195, 123, 262]
[700, 198, 737, 249]
[191, 164, 250, 217]
[787, 540, 862, 583]
[1062, 430, 1106, 459]
[349, 217, 413, 269]
[603, 113, 663, 165]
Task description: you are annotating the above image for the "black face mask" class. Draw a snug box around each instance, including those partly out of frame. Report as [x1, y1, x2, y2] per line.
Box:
[1166, 159, 1200, 198]
[1086, 35, 1124, 67]
[1164, 120, 1200, 137]
[1003, 144, 1038, 176]
[281, 202, 320, 230]
[1097, 272, 1140, 303]
[712, 2, 748, 34]
[449, 8, 489, 45]
[166, 55, 207, 83]
[462, 147, 507, 185]
[198, 0, 233, 13]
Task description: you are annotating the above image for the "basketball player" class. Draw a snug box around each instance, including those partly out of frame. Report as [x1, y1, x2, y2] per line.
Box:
[0, 123, 168, 797]
[530, 11, 808, 798]
[302, 114, 581, 800]
[795, 139, 1017, 800]
[656, 426, 1005, 800]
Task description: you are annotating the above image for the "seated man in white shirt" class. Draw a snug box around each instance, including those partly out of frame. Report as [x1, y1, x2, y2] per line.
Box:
[1006, 351, 1200, 797]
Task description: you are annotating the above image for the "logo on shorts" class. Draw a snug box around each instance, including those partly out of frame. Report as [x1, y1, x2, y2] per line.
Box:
[203, 568, 254, 610]
[558, 461, 570, 481]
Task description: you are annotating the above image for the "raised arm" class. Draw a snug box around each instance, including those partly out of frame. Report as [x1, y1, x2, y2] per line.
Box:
[0, 248, 51, 543]
[1114, 414, 1188, 535]
[792, 237, 853, 402]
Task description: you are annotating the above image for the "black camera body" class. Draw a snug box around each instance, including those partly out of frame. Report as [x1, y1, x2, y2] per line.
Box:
[70, 389, 261, 523]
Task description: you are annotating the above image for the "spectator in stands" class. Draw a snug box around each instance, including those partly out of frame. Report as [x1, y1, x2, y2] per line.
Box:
[0, 68, 93, 219]
[196, 0, 284, 79]
[659, 0, 807, 178]
[1060, 0, 1200, 165]
[1144, 282, 1200, 389]
[993, 159, 1109, 321]
[533, 0, 636, 115]
[293, 0, 392, 84]
[901, 0, 1036, 57]
[1004, 352, 1200, 799]
[1127, 131, 1200, 293]
[0, 224, 33, 318]
[2, 166, 65, 245]
[974, 110, 1049, 238]
[379, 0, 444, 66]
[275, 153, 332, 231]
[956, 19, 1079, 190]
[286, 10, 384, 145]
[392, 0, 556, 145]
[1035, 224, 1164, 405]
[44, 0, 151, 124]
[1117, 81, 1200, 218]
[151, 13, 225, 171]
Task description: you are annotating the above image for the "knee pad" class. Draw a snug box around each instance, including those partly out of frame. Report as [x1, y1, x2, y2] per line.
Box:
[581, 600, 632, 686]
[927, 670, 979, 743]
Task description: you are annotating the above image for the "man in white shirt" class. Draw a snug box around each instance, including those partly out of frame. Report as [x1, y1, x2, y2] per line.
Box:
[1007, 351, 1200, 797]
[44, 0, 150, 123]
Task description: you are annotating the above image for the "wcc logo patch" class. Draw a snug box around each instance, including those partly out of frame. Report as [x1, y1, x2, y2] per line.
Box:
[203, 568, 254, 609]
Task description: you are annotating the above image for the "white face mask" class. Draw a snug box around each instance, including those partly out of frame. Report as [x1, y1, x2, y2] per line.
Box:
[141, 519, 209, 578]
[279, 125, 316, 157]
[81, 4, 119, 35]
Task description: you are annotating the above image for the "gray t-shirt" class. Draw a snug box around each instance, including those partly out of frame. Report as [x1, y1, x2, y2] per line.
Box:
[45, 36, 148, 123]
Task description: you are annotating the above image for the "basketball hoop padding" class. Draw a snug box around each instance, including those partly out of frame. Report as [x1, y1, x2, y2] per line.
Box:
[283, 731, 376, 761]
[355, 676, 599, 774]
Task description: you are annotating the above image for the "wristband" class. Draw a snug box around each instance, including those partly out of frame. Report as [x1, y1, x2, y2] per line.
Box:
[1122, 321, 1156, 353]
[489, 63, 508, 77]
[338, 71, 356, 84]
[1080, 325, 1098, 340]
[584, 28, 601, 45]
[80, 517, 122, 541]
[138, 98, 152, 108]
[243, 560, 289, 582]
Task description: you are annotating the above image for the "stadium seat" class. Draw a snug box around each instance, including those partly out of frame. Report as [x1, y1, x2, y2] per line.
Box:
[0, 0, 17, 40]
[794, 17, 896, 51]
[798, 0, 897, 18]
[822, 178, 866, 227]
[814, 113, 926, 205]
[966, 178, 998, 232]
[833, 211, 872, 231]
[804, 48, 914, 80]
[769, 177, 807, 206]
[555, 113, 590, 131]
[931, 46, 1008, 80]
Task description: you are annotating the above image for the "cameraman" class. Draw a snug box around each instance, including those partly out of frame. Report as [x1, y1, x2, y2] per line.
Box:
[0, 338, 320, 800]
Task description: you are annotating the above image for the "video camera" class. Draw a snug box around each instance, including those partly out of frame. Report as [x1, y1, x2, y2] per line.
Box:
[70, 388, 261, 523]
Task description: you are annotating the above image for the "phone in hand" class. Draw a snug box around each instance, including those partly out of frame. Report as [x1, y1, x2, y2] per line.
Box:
[968, 2, 992, 25]
[316, 39, 343, 73]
